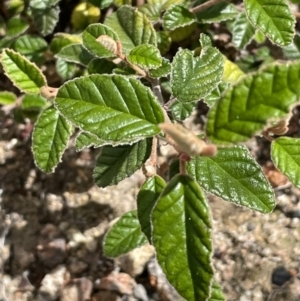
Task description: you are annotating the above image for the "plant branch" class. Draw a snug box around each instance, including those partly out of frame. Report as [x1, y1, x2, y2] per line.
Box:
[190, 0, 225, 14]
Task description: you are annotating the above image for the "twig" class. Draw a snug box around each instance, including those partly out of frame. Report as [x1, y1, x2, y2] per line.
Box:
[190, 0, 225, 14]
[152, 79, 164, 105]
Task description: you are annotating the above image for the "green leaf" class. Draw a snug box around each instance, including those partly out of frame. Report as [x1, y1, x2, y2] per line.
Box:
[1, 48, 46, 94]
[203, 82, 228, 107]
[88, 0, 114, 9]
[32, 107, 72, 173]
[232, 12, 256, 49]
[82, 24, 119, 59]
[209, 281, 226, 301]
[93, 139, 151, 187]
[104, 210, 148, 258]
[137, 175, 166, 241]
[87, 58, 116, 74]
[206, 61, 300, 144]
[244, 0, 295, 46]
[50, 33, 82, 54]
[0, 91, 16, 105]
[55, 74, 164, 144]
[55, 58, 80, 81]
[149, 57, 171, 78]
[156, 30, 171, 55]
[194, 0, 238, 23]
[187, 146, 275, 213]
[105, 5, 157, 54]
[148, 0, 184, 11]
[31, 6, 60, 36]
[271, 137, 300, 189]
[56, 43, 94, 66]
[75, 131, 105, 151]
[223, 57, 244, 83]
[127, 44, 162, 70]
[6, 16, 29, 38]
[163, 4, 195, 31]
[170, 100, 197, 120]
[22, 94, 47, 110]
[30, 0, 60, 9]
[152, 174, 214, 301]
[0, 37, 13, 51]
[138, 4, 161, 22]
[12, 34, 47, 65]
[283, 34, 300, 60]
[171, 44, 223, 102]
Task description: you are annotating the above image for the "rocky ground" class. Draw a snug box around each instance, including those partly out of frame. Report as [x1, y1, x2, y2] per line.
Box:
[1, 108, 300, 301]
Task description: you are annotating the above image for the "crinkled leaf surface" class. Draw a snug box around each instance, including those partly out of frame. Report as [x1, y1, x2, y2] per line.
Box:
[1, 48, 46, 94]
[50, 33, 82, 54]
[170, 100, 197, 120]
[104, 210, 148, 258]
[31, 6, 60, 36]
[138, 4, 161, 22]
[82, 24, 119, 58]
[171, 46, 223, 102]
[187, 146, 275, 213]
[30, 0, 60, 9]
[232, 12, 256, 49]
[137, 175, 166, 242]
[148, 0, 184, 10]
[6, 17, 29, 38]
[93, 139, 152, 187]
[56, 43, 94, 66]
[204, 83, 228, 107]
[152, 174, 214, 301]
[271, 137, 300, 188]
[206, 61, 300, 144]
[32, 107, 72, 173]
[209, 281, 226, 301]
[75, 131, 105, 151]
[105, 5, 156, 54]
[55, 74, 164, 145]
[194, 1, 238, 23]
[56, 58, 80, 81]
[244, 0, 295, 46]
[156, 31, 171, 55]
[0, 91, 16, 105]
[163, 4, 195, 30]
[149, 57, 171, 78]
[127, 44, 162, 70]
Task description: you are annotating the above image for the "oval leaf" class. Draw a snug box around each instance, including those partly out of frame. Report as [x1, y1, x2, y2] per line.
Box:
[206, 61, 300, 144]
[271, 137, 300, 188]
[0, 91, 17, 105]
[6, 17, 29, 38]
[152, 174, 214, 301]
[244, 0, 295, 46]
[171, 46, 223, 102]
[163, 4, 195, 31]
[82, 24, 119, 58]
[93, 139, 152, 187]
[149, 57, 171, 78]
[54, 74, 164, 144]
[137, 175, 166, 241]
[32, 107, 72, 173]
[105, 5, 157, 54]
[56, 43, 94, 66]
[75, 131, 106, 151]
[209, 281, 226, 301]
[187, 146, 275, 213]
[127, 44, 162, 70]
[104, 210, 148, 258]
[1, 48, 46, 94]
